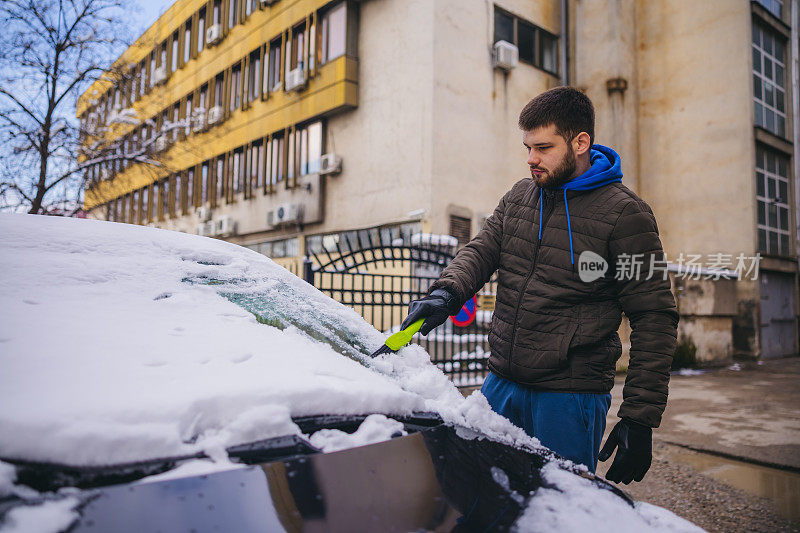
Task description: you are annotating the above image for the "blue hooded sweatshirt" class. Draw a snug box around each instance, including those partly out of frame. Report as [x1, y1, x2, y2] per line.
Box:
[538, 144, 623, 265]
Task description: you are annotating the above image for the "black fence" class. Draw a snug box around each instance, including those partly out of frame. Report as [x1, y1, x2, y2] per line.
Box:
[303, 233, 495, 387]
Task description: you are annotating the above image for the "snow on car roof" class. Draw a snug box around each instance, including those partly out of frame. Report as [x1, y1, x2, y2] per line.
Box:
[0, 214, 540, 467]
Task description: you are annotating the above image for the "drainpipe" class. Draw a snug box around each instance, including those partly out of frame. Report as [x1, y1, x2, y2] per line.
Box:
[793, 0, 800, 272]
[560, 0, 569, 86]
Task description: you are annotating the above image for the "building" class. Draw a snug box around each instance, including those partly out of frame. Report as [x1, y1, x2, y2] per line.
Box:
[80, 0, 799, 364]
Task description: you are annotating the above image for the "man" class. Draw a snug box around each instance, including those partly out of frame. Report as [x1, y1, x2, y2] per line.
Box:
[401, 87, 678, 483]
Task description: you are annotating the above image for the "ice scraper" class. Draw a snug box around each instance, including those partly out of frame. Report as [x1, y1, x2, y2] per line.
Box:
[370, 318, 425, 357]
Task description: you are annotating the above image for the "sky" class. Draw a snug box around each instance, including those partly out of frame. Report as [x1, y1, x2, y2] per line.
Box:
[133, 0, 175, 34]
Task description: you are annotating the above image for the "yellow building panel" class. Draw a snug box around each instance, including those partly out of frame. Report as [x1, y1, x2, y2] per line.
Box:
[77, 0, 340, 116]
[85, 55, 357, 208]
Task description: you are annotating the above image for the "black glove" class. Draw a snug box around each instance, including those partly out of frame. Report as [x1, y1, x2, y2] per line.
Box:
[400, 289, 458, 336]
[598, 418, 652, 484]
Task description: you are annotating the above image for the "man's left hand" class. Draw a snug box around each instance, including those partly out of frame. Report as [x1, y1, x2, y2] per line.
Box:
[598, 418, 652, 484]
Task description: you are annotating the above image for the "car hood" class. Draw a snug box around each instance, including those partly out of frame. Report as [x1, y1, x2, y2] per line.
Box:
[0, 215, 543, 468]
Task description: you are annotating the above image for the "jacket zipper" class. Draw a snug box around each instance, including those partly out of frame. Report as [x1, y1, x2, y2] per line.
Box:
[509, 188, 556, 364]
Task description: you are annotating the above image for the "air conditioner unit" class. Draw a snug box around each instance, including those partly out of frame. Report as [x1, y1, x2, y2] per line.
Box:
[155, 136, 169, 152]
[196, 206, 211, 222]
[207, 106, 223, 125]
[99, 168, 110, 181]
[215, 215, 236, 236]
[319, 153, 342, 175]
[153, 65, 168, 85]
[493, 40, 518, 71]
[192, 109, 207, 132]
[267, 203, 300, 227]
[285, 67, 307, 92]
[206, 24, 222, 46]
[260, 0, 278, 5]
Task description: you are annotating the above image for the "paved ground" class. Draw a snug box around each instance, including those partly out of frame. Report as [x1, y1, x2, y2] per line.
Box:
[598, 357, 800, 532]
[604, 357, 800, 470]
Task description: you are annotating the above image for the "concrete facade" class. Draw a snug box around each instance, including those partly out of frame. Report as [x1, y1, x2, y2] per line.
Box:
[85, 0, 799, 364]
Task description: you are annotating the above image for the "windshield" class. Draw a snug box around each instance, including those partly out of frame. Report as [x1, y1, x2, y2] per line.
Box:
[183, 273, 373, 363]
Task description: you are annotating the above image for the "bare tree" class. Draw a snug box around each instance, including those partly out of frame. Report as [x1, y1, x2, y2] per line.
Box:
[0, 0, 167, 215]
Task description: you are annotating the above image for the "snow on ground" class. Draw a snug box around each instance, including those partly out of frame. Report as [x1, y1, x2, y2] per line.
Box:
[513, 463, 705, 533]
[0, 214, 543, 468]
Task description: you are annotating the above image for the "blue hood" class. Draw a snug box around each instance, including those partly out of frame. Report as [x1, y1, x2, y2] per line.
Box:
[538, 144, 623, 265]
[558, 144, 622, 191]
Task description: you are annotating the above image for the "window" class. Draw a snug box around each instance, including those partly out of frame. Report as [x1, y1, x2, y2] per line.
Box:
[214, 73, 224, 108]
[287, 128, 295, 182]
[248, 50, 260, 102]
[228, 0, 239, 30]
[321, 2, 346, 63]
[201, 161, 209, 204]
[256, 141, 265, 190]
[216, 156, 225, 202]
[119, 195, 127, 223]
[198, 9, 206, 54]
[753, 22, 787, 137]
[231, 148, 243, 197]
[493, 7, 558, 76]
[245, 0, 256, 17]
[247, 141, 262, 193]
[184, 20, 192, 64]
[267, 39, 282, 91]
[198, 84, 207, 111]
[291, 121, 323, 176]
[185, 95, 193, 135]
[174, 173, 182, 214]
[213, 0, 220, 25]
[517, 20, 535, 64]
[142, 186, 150, 223]
[494, 9, 513, 44]
[187, 168, 195, 209]
[160, 41, 167, 69]
[160, 178, 169, 218]
[756, 145, 791, 256]
[131, 190, 140, 225]
[130, 69, 139, 103]
[268, 133, 284, 187]
[172, 104, 180, 141]
[171, 31, 179, 72]
[230, 63, 241, 110]
[291, 24, 306, 70]
[139, 60, 147, 95]
[540, 31, 558, 74]
[149, 51, 156, 87]
[309, 18, 316, 71]
[757, 0, 783, 18]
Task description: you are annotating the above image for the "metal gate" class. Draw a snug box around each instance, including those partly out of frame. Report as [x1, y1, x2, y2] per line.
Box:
[303, 233, 494, 387]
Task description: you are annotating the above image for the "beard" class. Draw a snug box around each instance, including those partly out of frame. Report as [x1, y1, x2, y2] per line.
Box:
[531, 145, 577, 189]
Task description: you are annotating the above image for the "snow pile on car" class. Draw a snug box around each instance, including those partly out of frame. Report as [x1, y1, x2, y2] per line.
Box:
[0, 214, 539, 467]
[513, 463, 705, 532]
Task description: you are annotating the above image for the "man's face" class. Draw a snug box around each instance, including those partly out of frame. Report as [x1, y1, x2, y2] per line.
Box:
[523, 124, 577, 189]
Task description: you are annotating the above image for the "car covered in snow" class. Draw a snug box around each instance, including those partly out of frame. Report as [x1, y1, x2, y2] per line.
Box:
[0, 215, 701, 532]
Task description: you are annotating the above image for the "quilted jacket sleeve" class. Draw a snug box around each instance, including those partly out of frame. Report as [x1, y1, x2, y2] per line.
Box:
[609, 199, 679, 428]
[429, 184, 515, 313]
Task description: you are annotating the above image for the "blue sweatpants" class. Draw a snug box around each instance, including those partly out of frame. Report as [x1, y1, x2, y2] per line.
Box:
[481, 372, 612, 472]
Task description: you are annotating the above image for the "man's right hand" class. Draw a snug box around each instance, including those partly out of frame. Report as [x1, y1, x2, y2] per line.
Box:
[400, 289, 458, 335]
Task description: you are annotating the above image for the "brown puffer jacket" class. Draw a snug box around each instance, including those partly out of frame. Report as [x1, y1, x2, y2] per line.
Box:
[430, 178, 679, 428]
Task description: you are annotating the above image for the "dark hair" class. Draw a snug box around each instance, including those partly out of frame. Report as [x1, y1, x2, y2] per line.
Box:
[518, 86, 595, 146]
